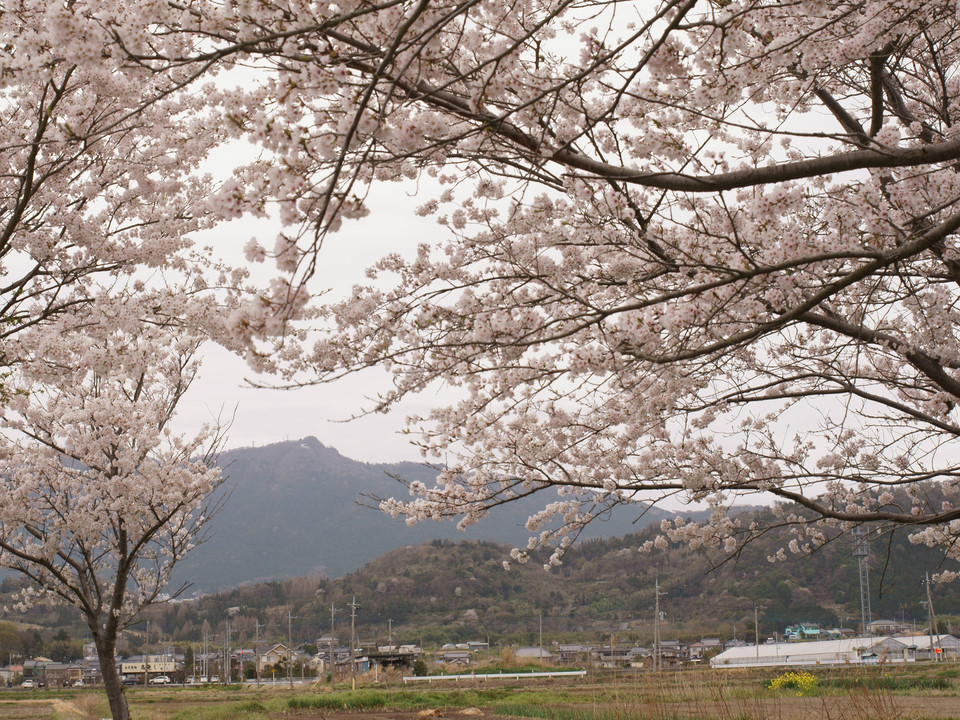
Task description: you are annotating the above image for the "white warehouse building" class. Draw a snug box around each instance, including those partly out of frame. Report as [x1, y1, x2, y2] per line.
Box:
[710, 635, 960, 668]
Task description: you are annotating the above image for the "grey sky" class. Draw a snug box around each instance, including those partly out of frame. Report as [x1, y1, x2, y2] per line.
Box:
[176, 179, 445, 464]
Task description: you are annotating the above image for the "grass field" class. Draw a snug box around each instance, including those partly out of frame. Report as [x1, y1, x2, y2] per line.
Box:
[4, 664, 960, 720]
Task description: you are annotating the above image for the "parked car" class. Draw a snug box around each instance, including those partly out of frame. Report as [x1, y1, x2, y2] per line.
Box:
[21, 679, 34, 688]
[149, 676, 171, 685]
[72, 679, 84, 687]
[121, 677, 140, 686]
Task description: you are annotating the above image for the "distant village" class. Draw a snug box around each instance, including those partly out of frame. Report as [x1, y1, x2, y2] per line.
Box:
[3, 618, 960, 688]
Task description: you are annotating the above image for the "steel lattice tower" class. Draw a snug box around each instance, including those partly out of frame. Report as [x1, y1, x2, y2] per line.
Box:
[852, 526, 872, 636]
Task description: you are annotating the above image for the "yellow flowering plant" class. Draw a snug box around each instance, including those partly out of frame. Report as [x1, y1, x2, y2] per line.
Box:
[766, 671, 819, 696]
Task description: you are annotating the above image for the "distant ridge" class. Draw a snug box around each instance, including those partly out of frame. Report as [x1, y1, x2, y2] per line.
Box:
[157, 509, 960, 645]
[171, 436, 682, 592]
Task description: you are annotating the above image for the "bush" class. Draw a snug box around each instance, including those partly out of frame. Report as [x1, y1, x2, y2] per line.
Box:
[413, 659, 428, 676]
[765, 671, 819, 695]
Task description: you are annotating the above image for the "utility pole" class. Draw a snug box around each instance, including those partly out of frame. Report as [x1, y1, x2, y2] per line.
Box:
[754, 604, 760, 661]
[330, 602, 340, 689]
[143, 620, 150, 686]
[288, 610, 296, 689]
[204, 634, 210, 681]
[255, 620, 262, 688]
[225, 615, 231, 684]
[926, 572, 940, 660]
[348, 596, 361, 690]
[388, 619, 393, 648]
[653, 578, 662, 673]
[538, 613, 543, 660]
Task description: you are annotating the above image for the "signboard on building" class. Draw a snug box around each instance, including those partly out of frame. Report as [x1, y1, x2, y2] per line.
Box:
[120, 658, 176, 674]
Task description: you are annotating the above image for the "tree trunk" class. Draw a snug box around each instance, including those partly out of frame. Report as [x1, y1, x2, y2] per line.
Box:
[92, 627, 129, 720]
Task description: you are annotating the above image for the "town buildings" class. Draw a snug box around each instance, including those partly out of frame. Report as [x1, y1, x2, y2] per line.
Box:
[711, 634, 960, 668]
[5, 628, 960, 685]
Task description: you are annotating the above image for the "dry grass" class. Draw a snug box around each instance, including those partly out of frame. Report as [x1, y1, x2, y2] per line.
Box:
[0, 666, 957, 720]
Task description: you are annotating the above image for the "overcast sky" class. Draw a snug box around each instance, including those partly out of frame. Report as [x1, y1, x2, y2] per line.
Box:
[175, 181, 445, 465]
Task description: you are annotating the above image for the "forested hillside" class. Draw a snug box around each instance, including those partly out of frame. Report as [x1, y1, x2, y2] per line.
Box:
[141, 507, 960, 649]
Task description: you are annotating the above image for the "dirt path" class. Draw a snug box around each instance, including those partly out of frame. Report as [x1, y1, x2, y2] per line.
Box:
[4, 694, 960, 720]
[622, 695, 960, 719]
[270, 710, 486, 720]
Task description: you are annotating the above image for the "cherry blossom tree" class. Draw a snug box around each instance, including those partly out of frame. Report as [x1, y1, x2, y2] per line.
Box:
[0, 293, 225, 720]
[0, 7, 309, 718]
[15, 0, 960, 577]
[0, 9, 315, 717]
[129, 0, 960, 569]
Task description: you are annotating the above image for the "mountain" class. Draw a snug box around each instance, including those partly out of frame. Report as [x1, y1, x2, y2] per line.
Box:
[170, 437, 688, 592]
